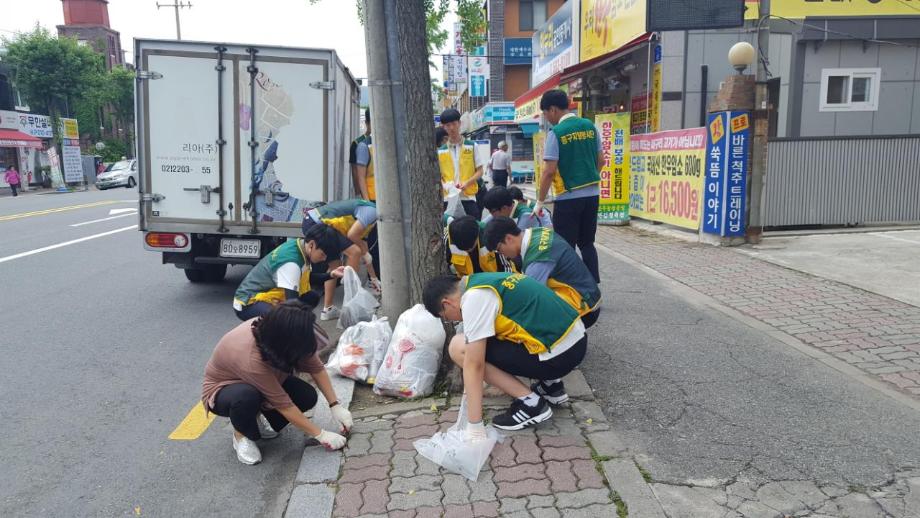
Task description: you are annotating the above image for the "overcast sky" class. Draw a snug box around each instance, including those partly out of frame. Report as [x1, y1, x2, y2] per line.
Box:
[1, 0, 424, 79]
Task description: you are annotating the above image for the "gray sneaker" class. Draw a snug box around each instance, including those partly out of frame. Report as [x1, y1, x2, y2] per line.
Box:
[232, 434, 262, 465]
[258, 414, 278, 439]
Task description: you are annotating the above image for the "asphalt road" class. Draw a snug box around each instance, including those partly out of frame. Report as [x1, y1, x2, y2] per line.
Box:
[0, 188, 303, 517]
[583, 246, 920, 489]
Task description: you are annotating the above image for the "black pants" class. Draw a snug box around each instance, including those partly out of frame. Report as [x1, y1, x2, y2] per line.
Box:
[484, 335, 587, 381]
[210, 377, 318, 441]
[582, 308, 601, 329]
[492, 170, 508, 188]
[552, 196, 600, 283]
[444, 200, 482, 220]
[9, 184, 18, 196]
[367, 226, 380, 278]
[236, 292, 322, 321]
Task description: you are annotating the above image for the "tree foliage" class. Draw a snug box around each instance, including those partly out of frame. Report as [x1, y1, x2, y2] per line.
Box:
[455, 0, 487, 54]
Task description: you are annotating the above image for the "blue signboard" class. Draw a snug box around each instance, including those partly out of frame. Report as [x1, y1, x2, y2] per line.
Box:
[470, 75, 487, 98]
[484, 103, 515, 123]
[703, 111, 750, 237]
[504, 38, 533, 65]
[531, 0, 575, 83]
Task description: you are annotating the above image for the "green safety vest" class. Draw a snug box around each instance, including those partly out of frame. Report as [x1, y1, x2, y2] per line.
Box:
[523, 227, 601, 315]
[551, 115, 601, 194]
[234, 239, 311, 307]
[315, 199, 377, 238]
[464, 272, 579, 355]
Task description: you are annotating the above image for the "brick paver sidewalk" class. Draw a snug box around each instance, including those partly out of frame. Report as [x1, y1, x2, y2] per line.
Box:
[332, 393, 624, 518]
[596, 226, 920, 397]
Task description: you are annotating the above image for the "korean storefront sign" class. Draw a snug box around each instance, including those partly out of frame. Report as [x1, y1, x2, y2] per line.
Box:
[703, 112, 750, 237]
[504, 38, 533, 65]
[629, 127, 707, 230]
[596, 113, 631, 224]
[533, 0, 578, 84]
[581, 0, 647, 63]
[746, 0, 920, 19]
[0, 110, 53, 139]
[650, 44, 662, 133]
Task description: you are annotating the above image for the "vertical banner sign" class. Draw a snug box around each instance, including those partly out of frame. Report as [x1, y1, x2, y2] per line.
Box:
[532, 131, 546, 195]
[596, 113, 631, 224]
[60, 117, 83, 183]
[703, 112, 749, 237]
[46, 146, 64, 188]
[629, 127, 707, 230]
[650, 45, 662, 133]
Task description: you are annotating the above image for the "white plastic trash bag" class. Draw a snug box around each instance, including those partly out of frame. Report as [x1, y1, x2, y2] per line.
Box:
[337, 266, 379, 330]
[326, 317, 392, 384]
[444, 185, 465, 220]
[414, 395, 503, 481]
[373, 304, 445, 398]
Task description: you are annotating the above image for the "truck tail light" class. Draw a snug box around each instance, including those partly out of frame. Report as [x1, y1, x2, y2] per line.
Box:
[145, 232, 189, 250]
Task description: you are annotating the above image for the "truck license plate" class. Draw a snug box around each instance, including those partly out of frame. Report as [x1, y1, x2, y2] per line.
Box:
[220, 239, 261, 258]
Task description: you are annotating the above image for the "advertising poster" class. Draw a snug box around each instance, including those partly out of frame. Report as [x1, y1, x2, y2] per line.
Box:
[629, 127, 707, 230]
[59, 118, 83, 183]
[532, 0, 577, 84]
[703, 112, 750, 237]
[650, 45, 662, 133]
[581, 0, 647, 62]
[596, 113, 630, 225]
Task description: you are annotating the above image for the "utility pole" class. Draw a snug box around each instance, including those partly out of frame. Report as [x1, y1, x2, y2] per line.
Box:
[156, 1, 192, 40]
[747, 0, 770, 243]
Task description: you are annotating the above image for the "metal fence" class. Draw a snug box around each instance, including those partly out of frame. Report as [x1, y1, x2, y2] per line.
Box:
[763, 135, 920, 227]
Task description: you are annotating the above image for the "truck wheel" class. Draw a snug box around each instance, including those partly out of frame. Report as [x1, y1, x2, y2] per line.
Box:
[204, 264, 227, 282]
[184, 268, 207, 283]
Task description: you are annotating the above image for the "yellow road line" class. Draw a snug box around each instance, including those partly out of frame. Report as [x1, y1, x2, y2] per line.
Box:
[169, 402, 216, 441]
[0, 200, 125, 222]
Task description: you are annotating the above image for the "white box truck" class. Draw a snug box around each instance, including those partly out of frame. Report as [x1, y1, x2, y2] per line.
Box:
[134, 39, 360, 282]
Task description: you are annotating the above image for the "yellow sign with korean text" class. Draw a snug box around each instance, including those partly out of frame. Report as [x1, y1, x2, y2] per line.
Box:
[596, 113, 630, 224]
[533, 131, 546, 195]
[60, 118, 79, 140]
[629, 127, 707, 230]
[650, 45, 662, 133]
[581, 0, 647, 63]
[746, 0, 920, 19]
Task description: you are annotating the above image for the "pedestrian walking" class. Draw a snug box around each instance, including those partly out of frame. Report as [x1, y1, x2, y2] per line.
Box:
[438, 108, 485, 219]
[423, 272, 587, 431]
[489, 142, 511, 188]
[5, 165, 21, 197]
[202, 300, 353, 465]
[534, 90, 603, 283]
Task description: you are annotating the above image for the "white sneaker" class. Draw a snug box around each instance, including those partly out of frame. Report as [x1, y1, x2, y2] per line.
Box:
[320, 305, 340, 321]
[232, 434, 262, 465]
[258, 414, 278, 439]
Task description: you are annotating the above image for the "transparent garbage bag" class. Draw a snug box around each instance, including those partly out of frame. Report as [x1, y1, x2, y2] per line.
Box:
[444, 185, 466, 220]
[372, 304, 445, 398]
[414, 395, 504, 481]
[326, 317, 392, 384]
[337, 266, 379, 330]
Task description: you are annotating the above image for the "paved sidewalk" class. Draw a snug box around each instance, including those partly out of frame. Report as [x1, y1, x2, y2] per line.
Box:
[596, 225, 920, 399]
[301, 371, 649, 518]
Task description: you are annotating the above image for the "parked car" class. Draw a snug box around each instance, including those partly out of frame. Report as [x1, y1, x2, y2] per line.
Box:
[96, 159, 137, 190]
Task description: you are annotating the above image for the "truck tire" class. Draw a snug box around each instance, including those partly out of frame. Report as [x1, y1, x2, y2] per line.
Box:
[184, 268, 207, 283]
[184, 264, 227, 283]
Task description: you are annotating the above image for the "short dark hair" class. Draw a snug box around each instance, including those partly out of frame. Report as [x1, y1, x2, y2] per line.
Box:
[440, 108, 461, 124]
[303, 223, 341, 258]
[483, 186, 513, 213]
[423, 275, 461, 317]
[540, 89, 569, 111]
[448, 215, 480, 251]
[251, 300, 318, 373]
[365, 108, 371, 123]
[435, 127, 448, 146]
[484, 216, 521, 251]
[508, 186, 525, 202]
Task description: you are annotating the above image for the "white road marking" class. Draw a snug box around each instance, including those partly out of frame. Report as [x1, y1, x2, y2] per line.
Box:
[109, 208, 136, 215]
[869, 232, 920, 245]
[70, 212, 137, 227]
[0, 225, 137, 264]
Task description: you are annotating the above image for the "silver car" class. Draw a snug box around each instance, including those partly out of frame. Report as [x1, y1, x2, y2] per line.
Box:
[96, 159, 137, 190]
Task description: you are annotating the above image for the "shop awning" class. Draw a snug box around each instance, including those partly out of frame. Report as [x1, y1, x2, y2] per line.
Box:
[0, 129, 43, 149]
[513, 73, 562, 123]
[560, 33, 653, 83]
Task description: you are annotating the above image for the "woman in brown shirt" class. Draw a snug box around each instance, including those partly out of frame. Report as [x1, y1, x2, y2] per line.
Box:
[202, 300, 352, 465]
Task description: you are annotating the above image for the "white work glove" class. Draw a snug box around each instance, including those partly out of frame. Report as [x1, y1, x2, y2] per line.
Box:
[465, 421, 488, 442]
[533, 201, 544, 218]
[362, 252, 374, 266]
[330, 405, 353, 434]
[314, 429, 347, 450]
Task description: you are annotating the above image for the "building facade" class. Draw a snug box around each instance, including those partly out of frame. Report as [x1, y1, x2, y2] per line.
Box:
[57, 0, 124, 70]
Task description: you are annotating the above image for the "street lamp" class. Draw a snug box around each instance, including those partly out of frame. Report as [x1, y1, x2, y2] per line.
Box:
[728, 42, 755, 75]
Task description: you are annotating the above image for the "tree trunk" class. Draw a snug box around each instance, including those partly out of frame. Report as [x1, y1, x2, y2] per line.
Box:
[394, 0, 448, 302]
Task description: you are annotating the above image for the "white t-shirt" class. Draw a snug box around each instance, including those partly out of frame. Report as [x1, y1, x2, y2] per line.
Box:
[275, 262, 306, 292]
[490, 150, 511, 171]
[461, 286, 585, 361]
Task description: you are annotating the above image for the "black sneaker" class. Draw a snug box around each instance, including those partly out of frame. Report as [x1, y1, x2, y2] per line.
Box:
[491, 398, 553, 431]
[531, 380, 569, 405]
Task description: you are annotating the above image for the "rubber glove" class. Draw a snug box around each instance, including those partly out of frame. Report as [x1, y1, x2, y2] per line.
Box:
[314, 429, 347, 450]
[533, 201, 544, 218]
[465, 421, 488, 442]
[331, 405, 354, 434]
